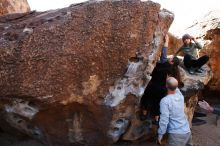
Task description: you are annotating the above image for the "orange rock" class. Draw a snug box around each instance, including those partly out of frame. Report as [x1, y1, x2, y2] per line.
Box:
[0, 0, 30, 16]
[168, 33, 182, 55]
[0, 1, 174, 145]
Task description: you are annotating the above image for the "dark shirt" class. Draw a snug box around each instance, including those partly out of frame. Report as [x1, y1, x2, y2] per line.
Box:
[141, 47, 171, 110]
[151, 61, 171, 87]
[150, 47, 172, 86]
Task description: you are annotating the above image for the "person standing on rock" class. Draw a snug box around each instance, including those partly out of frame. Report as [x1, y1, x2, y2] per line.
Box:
[158, 77, 193, 146]
[174, 34, 209, 74]
[198, 100, 220, 116]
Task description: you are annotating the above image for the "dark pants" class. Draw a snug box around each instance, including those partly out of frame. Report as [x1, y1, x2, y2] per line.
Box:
[140, 82, 167, 117]
[183, 54, 209, 69]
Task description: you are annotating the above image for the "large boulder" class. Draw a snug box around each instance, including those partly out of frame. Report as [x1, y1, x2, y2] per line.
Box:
[0, 0, 174, 145]
[0, 0, 30, 16]
[167, 33, 182, 55]
[177, 57, 213, 126]
[186, 10, 220, 92]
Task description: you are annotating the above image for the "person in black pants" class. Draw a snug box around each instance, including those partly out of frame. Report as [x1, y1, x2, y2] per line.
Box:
[184, 54, 209, 71]
[175, 34, 209, 74]
[140, 34, 180, 123]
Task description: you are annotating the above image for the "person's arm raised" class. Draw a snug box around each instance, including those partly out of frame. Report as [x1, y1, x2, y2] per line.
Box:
[198, 100, 214, 113]
[191, 37, 202, 49]
[159, 34, 169, 63]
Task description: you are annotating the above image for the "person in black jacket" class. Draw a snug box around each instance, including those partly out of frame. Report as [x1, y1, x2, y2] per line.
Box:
[140, 34, 180, 123]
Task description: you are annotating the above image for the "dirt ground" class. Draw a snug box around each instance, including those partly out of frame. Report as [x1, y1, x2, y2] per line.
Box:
[192, 113, 220, 146]
[191, 93, 220, 146]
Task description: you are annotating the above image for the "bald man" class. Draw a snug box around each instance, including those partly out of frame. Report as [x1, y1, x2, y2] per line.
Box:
[158, 77, 192, 146]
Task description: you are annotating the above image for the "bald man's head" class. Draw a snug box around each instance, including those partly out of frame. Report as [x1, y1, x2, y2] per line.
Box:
[166, 77, 178, 91]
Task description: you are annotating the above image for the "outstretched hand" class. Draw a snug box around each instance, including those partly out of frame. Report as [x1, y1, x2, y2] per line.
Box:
[164, 34, 169, 47]
[165, 34, 169, 42]
[198, 100, 213, 112]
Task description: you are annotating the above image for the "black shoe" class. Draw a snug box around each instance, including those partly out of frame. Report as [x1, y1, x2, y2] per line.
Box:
[152, 120, 159, 126]
[140, 114, 148, 121]
[194, 112, 207, 118]
[195, 68, 203, 73]
[188, 68, 195, 74]
[192, 118, 207, 126]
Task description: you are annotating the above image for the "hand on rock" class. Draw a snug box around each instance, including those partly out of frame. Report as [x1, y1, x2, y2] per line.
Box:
[165, 34, 169, 42]
[198, 100, 213, 112]
[164, 34, 169, 47]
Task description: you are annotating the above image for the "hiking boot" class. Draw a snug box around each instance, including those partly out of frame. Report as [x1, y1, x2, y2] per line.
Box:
[195, 68, 203, 73]
[140, 113, 148, 121]
[152, 120, 159, 126]
[194, 112, 207, 118]
[188, 68, 195, 74]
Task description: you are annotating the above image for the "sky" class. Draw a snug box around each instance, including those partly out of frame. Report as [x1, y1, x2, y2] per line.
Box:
[27, 0, 219, 36]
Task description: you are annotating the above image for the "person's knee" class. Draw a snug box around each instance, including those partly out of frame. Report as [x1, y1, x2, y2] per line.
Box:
[199, 55, 209, 64]
[203, 55, 209, 62]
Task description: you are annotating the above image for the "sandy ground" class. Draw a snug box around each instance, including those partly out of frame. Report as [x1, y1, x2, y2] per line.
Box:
[115, 111, 220, 146]
[192, 113, 220, 146]
[191, 93, 220, 146]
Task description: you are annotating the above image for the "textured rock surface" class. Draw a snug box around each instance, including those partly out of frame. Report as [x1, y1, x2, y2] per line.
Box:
[167, 33, 182, 55]
[177, 57, 213, 126]
[185, 10, 220, 92]
[0, 1, 174, 145]
[205, 29, 220, 92]
[0, 0, 30, 16]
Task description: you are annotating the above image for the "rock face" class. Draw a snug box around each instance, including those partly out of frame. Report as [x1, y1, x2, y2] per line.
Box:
[0, 1, 174, 145]
[205, 30, 220, 92]
[167, 33, 182, 55]
[186, 10, 220, 92]
[177, 57, 213, 126]
[0, 0, 30, 16]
